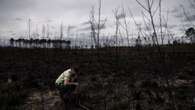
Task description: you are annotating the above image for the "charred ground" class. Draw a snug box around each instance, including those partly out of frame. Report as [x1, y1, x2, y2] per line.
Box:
[0, 44, 195, 110]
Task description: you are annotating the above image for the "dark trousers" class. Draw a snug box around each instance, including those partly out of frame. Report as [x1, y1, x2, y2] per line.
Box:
[55, 84, 79, 106]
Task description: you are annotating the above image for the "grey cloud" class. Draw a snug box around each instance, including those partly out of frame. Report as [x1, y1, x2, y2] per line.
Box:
[0, 0, 36, 10]
[0, 0, 191, 38]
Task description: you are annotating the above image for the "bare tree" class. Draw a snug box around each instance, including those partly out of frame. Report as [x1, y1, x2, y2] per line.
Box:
[28, 18, 31, 39]
[60, 23, 64, 40]
[42, 25, 46, 39]
[113, 8, 126, 47]
[128, 9, 147, 45]
[135, 1, 181, 110]
[89, 6, 97, 48]
[97, 0, 102, 48]
[162, 10, 172, 44]
[113, 8, 120, 47]
[88, 3, 106, 48]
[136, 0, 159, 46]
[159, 0, 163, 44]
[46, 24, 50, 39]
[121, 7, 130, 46]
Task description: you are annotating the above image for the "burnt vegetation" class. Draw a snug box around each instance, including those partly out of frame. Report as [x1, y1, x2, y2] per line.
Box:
[0, 43, 195, 110]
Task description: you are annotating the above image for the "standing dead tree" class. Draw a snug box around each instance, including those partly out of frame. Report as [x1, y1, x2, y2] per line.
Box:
[89, 6, 97, 48]
[97, 0, 102, 48]
[89, 2, 106, 48]
[28, 18, 31, 40]
[128, 9, 147, 45]
[117, 7, 131, 46]
[113, 8, 126, 47]
[113, 8, 120, 47]
[136, 0, 160, 46]
[135, 1, 182, 110]
[159, 0, 164, 45]
[122, 8, 131, 46]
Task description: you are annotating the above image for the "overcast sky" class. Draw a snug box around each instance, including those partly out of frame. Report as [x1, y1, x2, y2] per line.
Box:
[0, 0, 194, 39]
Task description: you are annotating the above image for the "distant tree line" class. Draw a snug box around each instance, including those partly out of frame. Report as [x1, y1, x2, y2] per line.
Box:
[9, 38, 71, 49]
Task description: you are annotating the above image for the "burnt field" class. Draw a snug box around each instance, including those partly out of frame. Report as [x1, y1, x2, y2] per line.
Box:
[0, 44, 195, 110]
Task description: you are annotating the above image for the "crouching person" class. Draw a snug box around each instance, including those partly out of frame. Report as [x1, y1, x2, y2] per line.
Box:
[55, 65, 80, 107]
